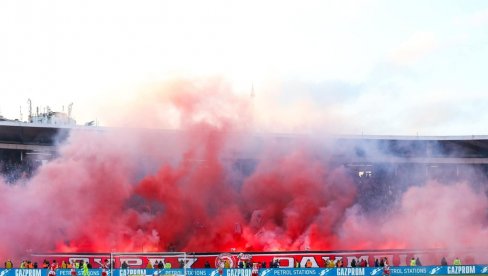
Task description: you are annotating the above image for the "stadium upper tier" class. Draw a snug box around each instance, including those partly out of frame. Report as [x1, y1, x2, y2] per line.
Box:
[0, 121, 70, 151]
[2, 121, 488, 164]
[333, 134, 488, 165]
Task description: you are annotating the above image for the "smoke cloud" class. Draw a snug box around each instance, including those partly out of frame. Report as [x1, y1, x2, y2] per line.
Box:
[0, 78, 487, 265]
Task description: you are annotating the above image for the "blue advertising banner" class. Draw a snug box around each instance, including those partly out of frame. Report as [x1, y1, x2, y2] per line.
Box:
[117, 269, 213, 276]
[119, 266, 488, 276]
[57, 269, 103, 276]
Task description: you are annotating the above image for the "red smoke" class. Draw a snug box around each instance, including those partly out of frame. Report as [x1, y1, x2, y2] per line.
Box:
[0, 78, 488, 265]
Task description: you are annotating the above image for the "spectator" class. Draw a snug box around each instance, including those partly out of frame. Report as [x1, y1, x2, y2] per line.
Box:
[351, 259, 356, 267]
[82, 261, 89, 276]
[49, 260, 58, 276]
[70, 260, 77, 276]
[359, 259, 366, 267]
[121, 261, 128, 269]
[305, 259, 312, 268]
[204, 261, 211, 268]
[383, 258, 390, 276]
[441, 257, 448, 266]
[453, 257, 462, 266]
[415, 257, 422, 266]
[101, 260, 109, 276]
[336, 259, 343, 268]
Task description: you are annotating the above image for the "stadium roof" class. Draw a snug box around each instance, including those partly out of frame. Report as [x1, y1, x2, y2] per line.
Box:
[0, 121, 71, 151]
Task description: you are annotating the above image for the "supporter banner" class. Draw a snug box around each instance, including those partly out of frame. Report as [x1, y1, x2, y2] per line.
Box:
[116, 269, 212, 276]
[31, 250, 488, 268]
[1, 266, 488, 276]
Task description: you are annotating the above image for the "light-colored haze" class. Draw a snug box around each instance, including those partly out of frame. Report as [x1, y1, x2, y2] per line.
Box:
[1, 79, 488, 266]
[1, 0, 488, 135]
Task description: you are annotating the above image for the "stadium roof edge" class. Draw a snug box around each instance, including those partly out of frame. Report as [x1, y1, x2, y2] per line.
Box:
[332, 134, 488, 141]
[2, 120, 488, 142]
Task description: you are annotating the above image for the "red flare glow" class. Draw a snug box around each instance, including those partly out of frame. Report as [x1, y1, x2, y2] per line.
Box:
[0, 79, 487, 266]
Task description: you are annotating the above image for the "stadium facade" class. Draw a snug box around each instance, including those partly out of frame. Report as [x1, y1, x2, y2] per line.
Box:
[2, 119, 488, 267]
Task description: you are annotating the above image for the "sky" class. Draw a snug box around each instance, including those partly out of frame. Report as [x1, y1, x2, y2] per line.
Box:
[0, 0, 488, 135]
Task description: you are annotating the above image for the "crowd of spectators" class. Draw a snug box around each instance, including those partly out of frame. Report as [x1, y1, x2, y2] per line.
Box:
[2, 256, 467, 269]
[141, 260, 177, 269]
[0, 158, 40, 184]
[4, 259, 97, 269]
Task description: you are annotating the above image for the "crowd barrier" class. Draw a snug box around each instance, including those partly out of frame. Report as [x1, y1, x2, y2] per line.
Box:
[3, 266, 488, 276]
